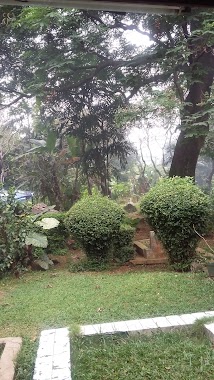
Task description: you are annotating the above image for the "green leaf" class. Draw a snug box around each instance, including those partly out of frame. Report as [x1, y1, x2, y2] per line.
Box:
[25, 232, 48, 248]
[36, 217, 60, 230]
[66, 136, 80, 156]
[46, 130, 57, 153]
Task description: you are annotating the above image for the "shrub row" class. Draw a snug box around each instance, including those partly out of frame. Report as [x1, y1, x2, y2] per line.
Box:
[2, 177, 210, 274]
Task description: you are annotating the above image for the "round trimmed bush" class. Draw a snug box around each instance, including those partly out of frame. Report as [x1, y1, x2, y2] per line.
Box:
[65, 195, 124, 261]
[140, 177, 210, 271]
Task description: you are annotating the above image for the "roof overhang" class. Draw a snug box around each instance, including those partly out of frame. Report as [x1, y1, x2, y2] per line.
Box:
[0, 0, 213, 14]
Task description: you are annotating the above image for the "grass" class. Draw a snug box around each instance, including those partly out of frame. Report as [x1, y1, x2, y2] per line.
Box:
[72, 330, 214, 380]
[1, 268, 214, 337]
[191, 316, 214, 339]
[69, 258, 111, 272]
[14, 338, 38, 380]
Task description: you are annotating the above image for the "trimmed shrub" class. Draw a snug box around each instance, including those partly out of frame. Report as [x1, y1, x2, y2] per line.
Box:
[113, 224, 135, 263]
[114, 245, 135, 263]
[140, 177, 210, 271]
[36, 212, 69, 254]
[65, 195, 124, 261]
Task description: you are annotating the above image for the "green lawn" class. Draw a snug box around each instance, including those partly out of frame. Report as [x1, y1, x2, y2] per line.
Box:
[0, 268, 214, 337]
[15, 339, 38, 380]
[72, 331, 214, 380]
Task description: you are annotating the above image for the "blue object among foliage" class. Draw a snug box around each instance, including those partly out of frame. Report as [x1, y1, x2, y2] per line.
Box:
[0, 190, 33, 202]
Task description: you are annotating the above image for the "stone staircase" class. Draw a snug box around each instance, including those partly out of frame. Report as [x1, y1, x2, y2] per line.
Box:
[130, 231, 168, 265]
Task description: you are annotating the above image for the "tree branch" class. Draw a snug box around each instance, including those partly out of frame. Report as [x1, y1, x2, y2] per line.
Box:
[0, 94, 28, 109]
[145, 127, 162, 177]
[0, 85, 31, 97]
[62, 52, 173, 90]
[84, 11, 165, 46]
[112, 22, 165, 46]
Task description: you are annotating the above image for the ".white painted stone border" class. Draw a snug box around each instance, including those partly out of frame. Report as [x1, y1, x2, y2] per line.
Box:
[80, 310, 214, 336]
[33, 311, 214, 380]
[33, 327, 71, 380]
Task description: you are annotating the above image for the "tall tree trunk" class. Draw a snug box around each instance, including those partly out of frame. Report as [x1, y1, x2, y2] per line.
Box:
[169, 132, 206, 177]
[169, 35, 214, 178]
[100, 173, 108, 196]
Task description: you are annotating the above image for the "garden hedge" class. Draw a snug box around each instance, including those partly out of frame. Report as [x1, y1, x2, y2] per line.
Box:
[140, 177, 210, 271]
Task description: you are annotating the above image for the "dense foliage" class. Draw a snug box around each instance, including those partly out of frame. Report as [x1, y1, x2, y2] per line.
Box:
[140, 177, 210, 271]
[0, 6, 213, 199]
[36, 212, 69, 253]
[0, 7, 133, 204]
[1, 7, 214, 270]
[65, 195, 124, 261]
[0, 190, 32, 273]
[0, 189, 64, 273]
[113, 224, 135, 263]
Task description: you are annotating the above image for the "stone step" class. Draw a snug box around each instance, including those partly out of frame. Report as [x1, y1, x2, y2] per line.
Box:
[133, 240, 151, 258]
[130, 255, 168, 265]
[134, 237, 167, 259]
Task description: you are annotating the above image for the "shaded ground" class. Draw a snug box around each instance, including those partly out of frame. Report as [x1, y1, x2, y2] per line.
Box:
[50, 250, 170, 274]
[134, 216, 151, 241]
[199, 238, 214, 252]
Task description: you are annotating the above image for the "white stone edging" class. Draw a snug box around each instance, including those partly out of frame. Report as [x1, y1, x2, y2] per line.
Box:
[33, 311, 214, 380]
[33, 328, 71, 380]
[80, 310, 214, 336]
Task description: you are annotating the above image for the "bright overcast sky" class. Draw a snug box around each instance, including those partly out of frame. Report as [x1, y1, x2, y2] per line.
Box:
[124, 30, 178, 164]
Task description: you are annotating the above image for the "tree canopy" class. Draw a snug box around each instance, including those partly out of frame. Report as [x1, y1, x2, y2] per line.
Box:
[0, 6, 214, 206]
